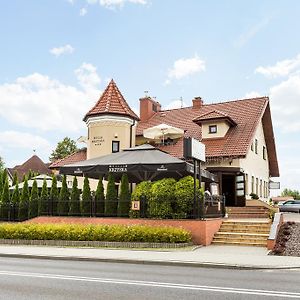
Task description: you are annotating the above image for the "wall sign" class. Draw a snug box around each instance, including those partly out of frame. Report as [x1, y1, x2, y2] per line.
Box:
[108, 164, 128, 172]
[92, 136, 105, 146]
[131, 201, 140, 211]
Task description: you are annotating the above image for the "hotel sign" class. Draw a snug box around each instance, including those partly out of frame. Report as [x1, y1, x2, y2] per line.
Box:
[108, 165, 128, 173]
[92, 136, 105, 146]
[184, 137, 206, 162]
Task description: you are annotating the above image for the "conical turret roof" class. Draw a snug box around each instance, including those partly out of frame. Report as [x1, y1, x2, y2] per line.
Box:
[83, 79, 139, 121]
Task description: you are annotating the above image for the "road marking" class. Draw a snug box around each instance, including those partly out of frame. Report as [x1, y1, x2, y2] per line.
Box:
[0, 270, 299, 298]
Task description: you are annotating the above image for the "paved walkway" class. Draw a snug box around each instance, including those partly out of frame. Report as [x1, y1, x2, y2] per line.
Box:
[0, 244, 299, 269]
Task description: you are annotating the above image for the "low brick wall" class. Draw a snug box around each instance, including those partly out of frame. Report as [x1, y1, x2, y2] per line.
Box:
[28, 217, 223, 246]
[267, 213, 284, 250]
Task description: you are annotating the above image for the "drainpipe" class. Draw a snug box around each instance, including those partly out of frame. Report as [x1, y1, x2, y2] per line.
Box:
[129, 119, 136, 148]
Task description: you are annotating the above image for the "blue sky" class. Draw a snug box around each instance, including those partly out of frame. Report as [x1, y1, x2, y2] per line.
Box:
[0, 0, 299, 193]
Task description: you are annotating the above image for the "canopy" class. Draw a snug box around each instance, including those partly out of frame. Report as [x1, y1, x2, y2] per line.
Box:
[143, 123, 184, 141]
[60, 144, 216, 183]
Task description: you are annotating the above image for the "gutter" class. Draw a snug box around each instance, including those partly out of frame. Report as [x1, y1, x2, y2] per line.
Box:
[130, 119, 136, 148]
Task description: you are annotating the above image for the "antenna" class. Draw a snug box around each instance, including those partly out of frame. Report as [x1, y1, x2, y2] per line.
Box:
[180, 96, 183, 108]
[144, 90, 149, 97]
[33, 149, 36, 154]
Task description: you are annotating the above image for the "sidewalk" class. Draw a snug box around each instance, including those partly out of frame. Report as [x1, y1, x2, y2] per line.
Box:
[0, 244, 299, 269]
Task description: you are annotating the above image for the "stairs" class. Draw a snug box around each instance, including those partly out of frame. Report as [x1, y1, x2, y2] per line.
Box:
[227, 206, 270, 218]
[212, 220, 271, 247]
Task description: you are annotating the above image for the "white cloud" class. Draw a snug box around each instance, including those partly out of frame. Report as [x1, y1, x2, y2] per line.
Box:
[50, 44, 74, 57]
[244, 91, 262, 98]
[80, 7, 87, 16]
[255, 54, 300, 78]
[269, 74, 300, 133]
[0, 64, 102, 133]
[86, 0, 147, 9]
[164, 99, 188, 110]
[165, 55, 205, 84]
[234, 17, 271, 48]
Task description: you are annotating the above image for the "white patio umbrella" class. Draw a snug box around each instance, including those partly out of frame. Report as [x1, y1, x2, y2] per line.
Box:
[143, 123, 184, 143]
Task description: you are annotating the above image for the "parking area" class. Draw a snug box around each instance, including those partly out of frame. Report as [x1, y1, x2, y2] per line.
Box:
[283, 212, 300, 223]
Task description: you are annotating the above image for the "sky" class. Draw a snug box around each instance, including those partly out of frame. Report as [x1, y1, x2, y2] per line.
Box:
[0, 0, 299, 194]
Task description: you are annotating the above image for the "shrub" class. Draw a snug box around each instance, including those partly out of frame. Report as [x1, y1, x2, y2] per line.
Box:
[29, 179, 39, 218]
[148, 178, 176, 219]
[69, 177, 80, 216]
[95, 176, 105, 216]
[18, 177, 29, 220]
[50, 176, 59, 215]
[117, 174, 131, 217]
[81, 176, 91, 216]
[0, 177, 10, 219]
[11, 180, 20, 204]
[250, 193, 259, 200]
[130, 181, 152, 218]
[57, 175, 70, 215]
[39, 178, 48, 215]
[0, 223, 192, 243]
[105, 173, 118, 216]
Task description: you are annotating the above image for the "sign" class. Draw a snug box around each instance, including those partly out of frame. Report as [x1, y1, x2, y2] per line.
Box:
[92, 136, 105, 146]
[269, 181, 280, 189]
[131, 201, 140, 211]
[108, 165, 128, 173]
[183, 138, 205, 162]
[74, 168, 83, 174]
[157, 164, 168, 171]
[210, 183, 219, 196]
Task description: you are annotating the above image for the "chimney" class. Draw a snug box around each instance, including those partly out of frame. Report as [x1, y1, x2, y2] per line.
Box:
[140, 97, 161, 122]
[192, 97, 203, 109]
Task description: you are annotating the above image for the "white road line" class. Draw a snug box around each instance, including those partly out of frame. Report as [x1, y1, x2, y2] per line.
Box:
[0, 270, 299, 298]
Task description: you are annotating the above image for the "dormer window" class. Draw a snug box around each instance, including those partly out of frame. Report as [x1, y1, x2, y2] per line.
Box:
[209, 125, 217, 134]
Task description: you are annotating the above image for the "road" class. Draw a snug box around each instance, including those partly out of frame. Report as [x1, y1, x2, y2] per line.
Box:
[0, 257, 299, 299]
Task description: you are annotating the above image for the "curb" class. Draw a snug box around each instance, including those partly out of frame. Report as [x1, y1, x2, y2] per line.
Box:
[0, 252, 299, 270]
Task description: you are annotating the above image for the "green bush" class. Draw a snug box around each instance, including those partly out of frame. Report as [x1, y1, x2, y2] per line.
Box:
[69, 177, 80, 216]
[105, 173, 118, 216]
[50, 176, 59, 215]
[0, 223, 191, 243]
[95, 176, 105, 216]
[117, 174, 131, 217]
[148, 178, 176, 219]
[57, 175, 70, 215]
[130, 181, 152, 218]
[0, 177, 10, 219]
[39, 178, 48, 215]
[19, 177, 29, 220]
[29, 179, 39, 219]
[81, 176, 91, 216]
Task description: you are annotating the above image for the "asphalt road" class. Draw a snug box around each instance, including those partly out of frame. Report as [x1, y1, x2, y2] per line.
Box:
[0, 257, 299, 299]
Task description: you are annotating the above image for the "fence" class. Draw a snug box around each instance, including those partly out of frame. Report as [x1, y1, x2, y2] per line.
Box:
[0, 195, 225, 222]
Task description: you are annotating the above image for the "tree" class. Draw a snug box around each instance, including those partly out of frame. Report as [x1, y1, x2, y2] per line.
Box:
[81, 176, 91, 216]
[105, 173, 118, 216]
[57, 175, 70, 215]
[69, 177, 80, 216]
[2, 169, 7, 186]
[49, 137, 78, 162]
[11, 179, 20, 220]
[19, 177, 29, 220]
[0, 156, 4, 171]
[50, 176, 59, 215]
[29, 179, 39, 218]
[95, 176, 105, 216]
[117, 174, 131, 217]
[281, 188, 300, 199]
[39, 178, 48, 215]
[0, 177, 10, 220]
[12, 172, 18, 186]
[0, 170, 3, 197]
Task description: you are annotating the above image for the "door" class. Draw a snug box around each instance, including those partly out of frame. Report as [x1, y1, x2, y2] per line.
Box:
[222, 174, 236, 206]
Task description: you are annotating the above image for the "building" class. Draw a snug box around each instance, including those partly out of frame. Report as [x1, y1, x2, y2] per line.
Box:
[52, 80, 279, 206]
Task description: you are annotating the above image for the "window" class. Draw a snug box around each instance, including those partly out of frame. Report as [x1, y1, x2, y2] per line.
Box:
[263, 146, 266, 160]
[209, 125, 217, 134]
[255, 139, 258, 154]
[112, 141, 120, 153]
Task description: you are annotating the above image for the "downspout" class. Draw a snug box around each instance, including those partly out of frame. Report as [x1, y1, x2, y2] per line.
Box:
[130, 119, 136, 148]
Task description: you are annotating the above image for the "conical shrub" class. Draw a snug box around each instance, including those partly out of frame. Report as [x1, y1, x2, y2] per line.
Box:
[81, 176, 91, 216]
[105, 173, 118, 217]
[69, 177, 80, 216]
[117, 174, 131, 217]
[50, 176, 59, 215]
[57, 175, 70, 216]
[39, 178, 48, 215]
[29, 179, 39, 219]
[0, 177, 10, 220]
[95, 176, 105, 216]
[19, 177, 29, 220]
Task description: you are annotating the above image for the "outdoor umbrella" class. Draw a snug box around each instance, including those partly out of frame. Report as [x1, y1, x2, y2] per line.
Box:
[143, 123, 184, 143]
[59, 144, 216, 183]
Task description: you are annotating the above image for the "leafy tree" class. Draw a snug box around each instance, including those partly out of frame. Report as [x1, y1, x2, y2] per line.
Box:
[0, 156, 4, 171]
[69, 177, 80, 216]
[117, 174, 131, 217]
[19, 177, 29, 220]
[12, 172, 18, 186]
[11, 179, 20, 204]
[81, 176, 91, 216]
[39, 178, 48, 215]
[49, 137, 78, 162]
[105, 173, 118, 216]
[29, 179, 39, 218]
[57, 175, 70, 215]
[0, 170, 3, 199]
[2, 169, 7, 186]
[95, 176, 105, 216]
[50, 176, 59, 215]
[0, 177, 10, 220]
[281, 188, 300, 199]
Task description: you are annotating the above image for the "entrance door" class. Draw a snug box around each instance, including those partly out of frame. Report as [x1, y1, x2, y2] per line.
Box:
[222, 174, 236, 206]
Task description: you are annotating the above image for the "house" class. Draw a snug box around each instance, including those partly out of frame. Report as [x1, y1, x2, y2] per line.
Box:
[53, 80, 279, 207]
[7, 155, 51, 184]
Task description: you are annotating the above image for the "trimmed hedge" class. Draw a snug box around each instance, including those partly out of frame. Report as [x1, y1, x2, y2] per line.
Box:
[0, 223, 191, 243]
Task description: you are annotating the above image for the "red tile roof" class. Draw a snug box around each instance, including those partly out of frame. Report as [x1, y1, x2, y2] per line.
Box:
[137, 97, 279, 177]
[83, 79, 139, 121]
[193, 109, 237, 126]
[49, 148, 87, 169]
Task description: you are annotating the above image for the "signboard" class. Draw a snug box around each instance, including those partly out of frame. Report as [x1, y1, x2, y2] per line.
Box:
[131, 201, 140, 211]
[210, 183, 219, 196]
[108, 165, 128, 173]
[74, 168, 83, 174]
[269, 181, 280, 189]
[183, 138, 206, 162]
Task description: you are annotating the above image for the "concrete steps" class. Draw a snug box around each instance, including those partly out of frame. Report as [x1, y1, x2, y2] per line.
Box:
[212, 220, 271, 247]
[227, 206, 270, 218]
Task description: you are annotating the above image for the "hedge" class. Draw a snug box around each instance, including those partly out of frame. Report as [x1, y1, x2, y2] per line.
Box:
[0, 223, 191, 244]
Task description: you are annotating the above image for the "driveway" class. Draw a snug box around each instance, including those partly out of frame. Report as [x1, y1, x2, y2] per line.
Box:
[283, 212, 300, 222]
